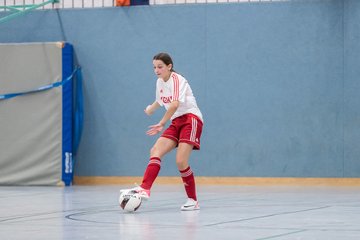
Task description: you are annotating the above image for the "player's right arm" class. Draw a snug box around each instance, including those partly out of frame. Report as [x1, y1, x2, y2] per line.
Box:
[144, 101, 160, 116]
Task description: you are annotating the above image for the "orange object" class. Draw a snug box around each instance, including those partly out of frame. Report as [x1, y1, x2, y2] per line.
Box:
[115, 0, 130, 6]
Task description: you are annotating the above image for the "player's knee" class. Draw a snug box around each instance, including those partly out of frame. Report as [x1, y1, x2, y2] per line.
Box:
[176, 159, 187, 170]
[150, 146, 158, 156]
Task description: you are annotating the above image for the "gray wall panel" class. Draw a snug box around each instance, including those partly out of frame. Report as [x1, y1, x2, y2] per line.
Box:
[0, 43, 63, 185]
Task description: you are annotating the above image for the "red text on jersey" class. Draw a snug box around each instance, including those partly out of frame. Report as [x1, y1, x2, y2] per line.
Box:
[161, 96, 172, 104]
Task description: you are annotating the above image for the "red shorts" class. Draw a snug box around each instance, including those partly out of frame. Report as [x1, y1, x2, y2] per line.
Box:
[161, 113, 203, 150]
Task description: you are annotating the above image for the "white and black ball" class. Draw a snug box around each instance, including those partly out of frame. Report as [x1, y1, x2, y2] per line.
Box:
[119, 190, 142, 212]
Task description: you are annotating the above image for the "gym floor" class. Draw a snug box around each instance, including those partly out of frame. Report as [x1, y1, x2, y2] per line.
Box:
[1, 184, 359, 240]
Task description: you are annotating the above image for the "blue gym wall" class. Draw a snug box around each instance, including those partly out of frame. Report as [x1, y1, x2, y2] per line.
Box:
[0, 0, 359, 177]
[344, 0, 360, 177]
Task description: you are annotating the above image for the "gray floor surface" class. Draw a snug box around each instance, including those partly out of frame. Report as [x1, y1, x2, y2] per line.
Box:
[0, 185, 359, 240]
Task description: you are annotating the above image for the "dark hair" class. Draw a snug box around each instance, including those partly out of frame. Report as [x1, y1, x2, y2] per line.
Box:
[153, 52, 175, 72]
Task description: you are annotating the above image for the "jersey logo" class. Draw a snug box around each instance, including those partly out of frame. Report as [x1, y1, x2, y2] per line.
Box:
[161, 96, 172, 104]
[160, 89, 163, 93]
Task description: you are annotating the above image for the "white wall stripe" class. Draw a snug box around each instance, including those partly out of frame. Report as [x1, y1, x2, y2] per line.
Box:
[0, 0, 291, 11]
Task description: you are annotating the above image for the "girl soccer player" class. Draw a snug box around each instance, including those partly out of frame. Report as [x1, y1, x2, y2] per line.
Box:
[121, 53, 203, 211]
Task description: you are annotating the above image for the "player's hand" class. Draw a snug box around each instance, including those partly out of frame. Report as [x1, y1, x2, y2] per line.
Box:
[146, 123, 164, 136]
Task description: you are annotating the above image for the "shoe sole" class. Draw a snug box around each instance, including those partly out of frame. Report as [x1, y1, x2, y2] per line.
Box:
[181, 206, 200, 211]
[139, 195, 150, 201]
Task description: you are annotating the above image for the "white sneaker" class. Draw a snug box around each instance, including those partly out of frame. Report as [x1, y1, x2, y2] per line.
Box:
[181, 198, 200, 211]
[120, 185, 150, 200]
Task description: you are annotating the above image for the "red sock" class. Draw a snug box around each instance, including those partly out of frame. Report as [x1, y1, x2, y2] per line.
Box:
[180, 166, 197, 201]
[140, 157, 161, 190]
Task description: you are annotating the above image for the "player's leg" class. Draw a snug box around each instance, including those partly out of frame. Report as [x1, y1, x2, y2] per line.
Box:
[177, 114, 203, 210]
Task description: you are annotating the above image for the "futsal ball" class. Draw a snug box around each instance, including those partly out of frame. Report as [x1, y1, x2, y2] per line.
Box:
[119, 190, 142, 212]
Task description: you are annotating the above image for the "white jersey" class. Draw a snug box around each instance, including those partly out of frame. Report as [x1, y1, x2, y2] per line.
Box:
[156, 72, 203, 122]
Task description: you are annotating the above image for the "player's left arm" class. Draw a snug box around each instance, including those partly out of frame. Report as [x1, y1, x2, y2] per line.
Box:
[146, 100, 179, 136]
[159, 100, 179, 126]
